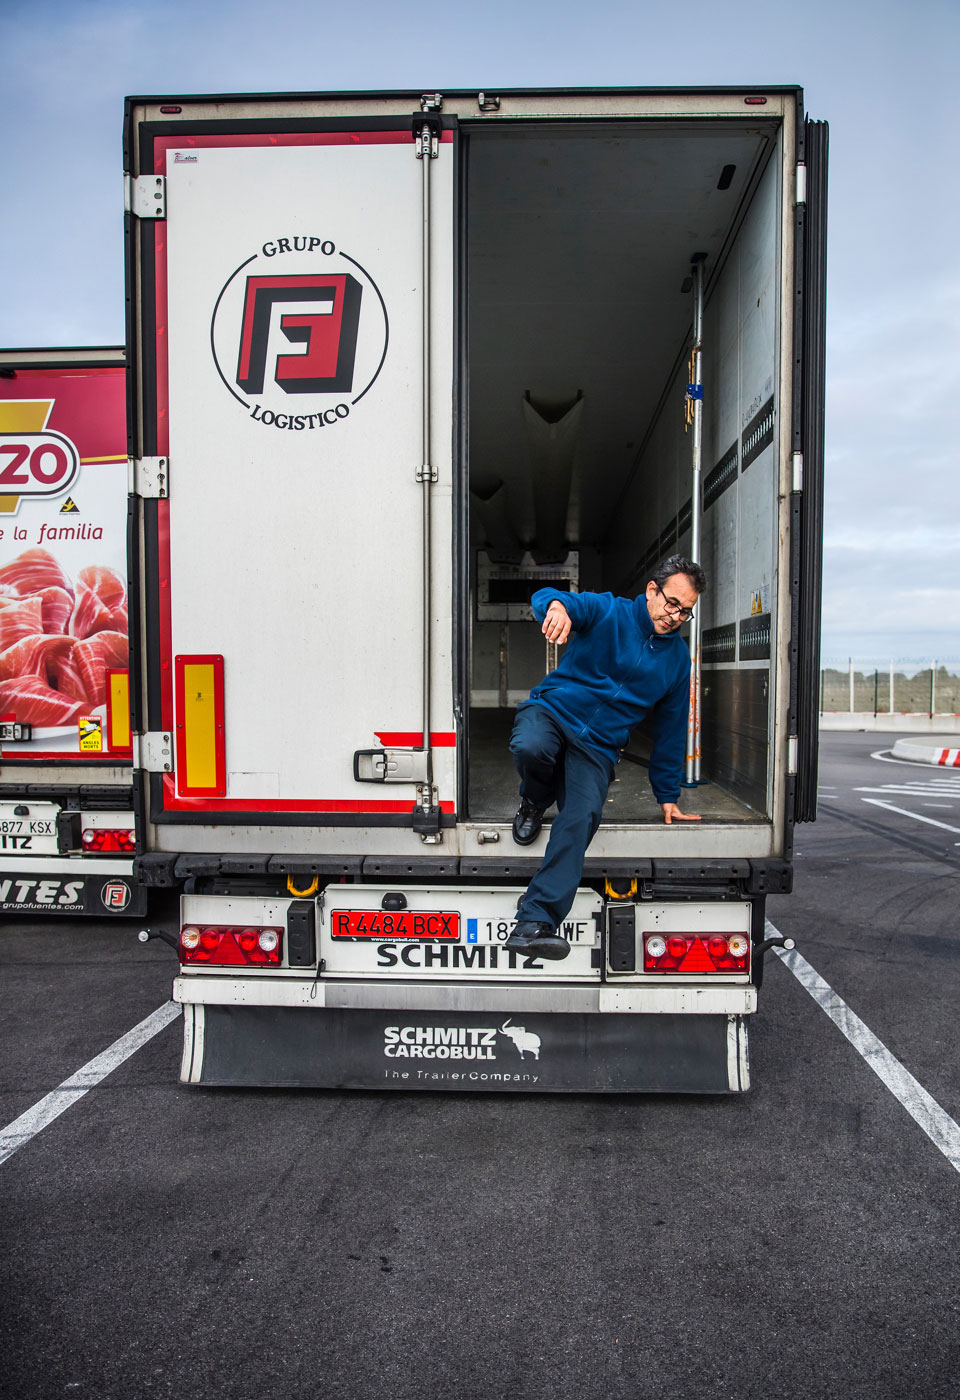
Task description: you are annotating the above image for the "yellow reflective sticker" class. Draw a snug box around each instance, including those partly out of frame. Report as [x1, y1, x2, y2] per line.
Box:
[108, 671, 131, 750]
[182, 662, 218, 790]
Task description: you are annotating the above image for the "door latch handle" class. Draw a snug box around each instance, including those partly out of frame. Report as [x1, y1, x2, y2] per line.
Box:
[353, 748, 431, 784]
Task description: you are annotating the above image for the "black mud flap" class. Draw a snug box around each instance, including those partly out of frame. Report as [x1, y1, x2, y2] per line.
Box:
[180, 1005, 750, 1094]
[0, 870, 147, 917]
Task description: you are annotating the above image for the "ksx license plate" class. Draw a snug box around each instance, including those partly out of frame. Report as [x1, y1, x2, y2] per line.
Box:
[331, 910, 460, 940]
[0, 802, 59, 854]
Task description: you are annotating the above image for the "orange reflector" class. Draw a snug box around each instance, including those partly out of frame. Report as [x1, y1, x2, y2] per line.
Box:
[106, 668, 131, 750]
[174, 654, 225, 796]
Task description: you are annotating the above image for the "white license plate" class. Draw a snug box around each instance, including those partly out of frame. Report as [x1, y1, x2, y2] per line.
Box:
[0, 802, 60, 854]
[320, 886, 602, 982]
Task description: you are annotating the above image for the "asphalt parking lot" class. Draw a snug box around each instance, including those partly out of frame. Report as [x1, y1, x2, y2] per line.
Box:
[1, 731, 958, 1400]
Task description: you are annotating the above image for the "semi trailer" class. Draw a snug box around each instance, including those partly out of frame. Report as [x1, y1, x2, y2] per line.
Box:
[125, 85, 827, 1091]
[0, 346, 143, 917]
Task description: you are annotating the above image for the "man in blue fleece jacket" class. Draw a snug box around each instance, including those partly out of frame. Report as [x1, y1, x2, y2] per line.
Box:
[505, 553, 706, 962]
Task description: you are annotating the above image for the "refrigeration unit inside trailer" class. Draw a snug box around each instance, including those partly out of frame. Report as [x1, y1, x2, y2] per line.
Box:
[126, 87, 826, 1092]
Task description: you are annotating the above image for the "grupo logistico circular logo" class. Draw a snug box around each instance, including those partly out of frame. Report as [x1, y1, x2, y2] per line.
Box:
[210, 235, 389, 431]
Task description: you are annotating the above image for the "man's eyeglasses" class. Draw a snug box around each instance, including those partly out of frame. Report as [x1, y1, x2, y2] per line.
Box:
[656, 583, 696, 622]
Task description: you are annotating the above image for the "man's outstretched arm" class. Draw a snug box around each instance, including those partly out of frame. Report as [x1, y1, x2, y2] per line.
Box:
[530, 589, 604, 644]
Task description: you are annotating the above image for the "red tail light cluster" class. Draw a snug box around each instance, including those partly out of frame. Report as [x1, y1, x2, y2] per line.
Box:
[643, 931, 750, 974]
[180, 925, 283, 966]
[82, 827, 136, 853]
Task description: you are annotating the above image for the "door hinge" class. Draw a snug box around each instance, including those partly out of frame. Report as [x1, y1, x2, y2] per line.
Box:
[414, 125, 439, 160]
[353, 748, 431, 784]
[126, 174, 166, 219]
[796, 163, 807, 207]
[477, 92, 500, 112]
[135, 732, 173, 773]
[413, 791, 443, 842]
[791, 451, 803, 493]
[414, 94, 442, 159]
[130, 456, 169, 498]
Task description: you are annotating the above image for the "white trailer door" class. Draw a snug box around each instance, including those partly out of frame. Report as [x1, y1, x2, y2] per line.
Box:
[153, 126, 455, 828]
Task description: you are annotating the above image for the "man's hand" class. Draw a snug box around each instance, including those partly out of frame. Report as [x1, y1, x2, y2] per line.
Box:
[542, 600, 572, 645]
[660, 802, 701, 825]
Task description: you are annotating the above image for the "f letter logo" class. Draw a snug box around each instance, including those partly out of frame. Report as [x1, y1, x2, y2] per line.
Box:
[211, 238, 388, 433]
[101, 881, 131, 911]
[235, 274, 364, 396]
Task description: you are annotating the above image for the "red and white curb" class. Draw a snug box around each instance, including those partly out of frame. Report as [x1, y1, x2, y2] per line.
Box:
[891, 738, 960, 768]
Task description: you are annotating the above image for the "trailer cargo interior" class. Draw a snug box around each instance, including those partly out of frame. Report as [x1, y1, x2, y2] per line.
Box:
[126, 88, 826, 1093]
[465, 119, 787, 826]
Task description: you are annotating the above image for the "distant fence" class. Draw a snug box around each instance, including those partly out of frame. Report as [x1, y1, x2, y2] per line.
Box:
[820, 662, 960, 716]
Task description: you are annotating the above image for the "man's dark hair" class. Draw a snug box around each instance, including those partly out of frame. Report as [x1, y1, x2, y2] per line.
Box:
[652, 553, 707, 594]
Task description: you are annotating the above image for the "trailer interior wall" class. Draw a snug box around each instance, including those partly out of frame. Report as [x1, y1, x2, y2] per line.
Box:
[465, 119, 782, 824]
[605, 137, 782, 816]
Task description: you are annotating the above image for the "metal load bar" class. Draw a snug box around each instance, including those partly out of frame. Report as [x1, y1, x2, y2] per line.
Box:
[685, 257, 705, 787]
[415, 114, 440, 837]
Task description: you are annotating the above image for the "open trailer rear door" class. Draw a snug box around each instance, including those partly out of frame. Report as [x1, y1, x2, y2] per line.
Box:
[130, 111, 457, 837]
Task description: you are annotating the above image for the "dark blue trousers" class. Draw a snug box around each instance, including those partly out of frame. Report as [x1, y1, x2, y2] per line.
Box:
[509, 702, 615, 929]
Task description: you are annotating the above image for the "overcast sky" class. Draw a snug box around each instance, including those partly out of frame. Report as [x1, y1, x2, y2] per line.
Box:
[3, 0, 958, 664]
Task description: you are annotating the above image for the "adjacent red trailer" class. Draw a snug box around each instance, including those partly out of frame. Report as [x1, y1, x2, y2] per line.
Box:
[0, 347, 144, 916]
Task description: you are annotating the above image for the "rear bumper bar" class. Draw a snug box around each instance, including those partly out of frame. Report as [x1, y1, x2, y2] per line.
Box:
[174, 974, 756, 1016]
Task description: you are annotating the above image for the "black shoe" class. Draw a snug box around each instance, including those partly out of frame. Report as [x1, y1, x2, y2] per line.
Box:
[504, 921, 571, 961]
[512, 798, 545, 845]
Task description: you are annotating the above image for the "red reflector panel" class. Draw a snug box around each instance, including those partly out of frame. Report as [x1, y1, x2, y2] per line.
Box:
[174, 654, 226, 797]
[82, 827, 136, 853]
[331, 910, 460, 940]
[180, 925, 283, 966]
[643, 933, 749, 974]
[676, 940, 716, 974]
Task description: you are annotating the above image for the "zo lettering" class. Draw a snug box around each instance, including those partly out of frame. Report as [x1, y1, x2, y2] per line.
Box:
[0, 433, 79, 498]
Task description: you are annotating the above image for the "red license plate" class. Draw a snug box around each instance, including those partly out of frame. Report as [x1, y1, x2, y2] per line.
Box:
[330, 909, 461, 940]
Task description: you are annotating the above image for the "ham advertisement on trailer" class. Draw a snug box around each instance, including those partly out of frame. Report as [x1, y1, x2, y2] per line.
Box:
[0, 358, 130, 759]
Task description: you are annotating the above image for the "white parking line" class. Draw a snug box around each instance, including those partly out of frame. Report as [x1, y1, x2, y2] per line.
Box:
[0, 1002, 181, 1167]
[855, 784, 960, 796]
[859, 799, 960, 835]
[770, 922, 960, 1176]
